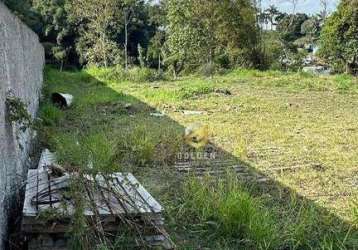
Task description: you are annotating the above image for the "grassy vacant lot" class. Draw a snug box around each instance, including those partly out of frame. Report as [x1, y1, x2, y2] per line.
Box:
[39, 66, 357, 249]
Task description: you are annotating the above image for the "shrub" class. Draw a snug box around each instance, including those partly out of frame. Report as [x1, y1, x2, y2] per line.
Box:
[178, 84, 215, 99]
[5, 93, 32, 131]
[154, 129, 183, 166]
[335, 74, 356, 91]
[127, 67, 158, 82]
[319, 0, 358, 74]
[180, 175, 279, 249]
[92, 66, 161, 83]
[198, 63, 216, 77]
[40, 103, 63, 126]
[114, 126, 156, 168]
[54, 132, 117, 172]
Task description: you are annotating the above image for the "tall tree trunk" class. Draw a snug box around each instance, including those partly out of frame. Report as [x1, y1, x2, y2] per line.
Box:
[346, 63, 353, 74]
[209, 47, 213, 79]
[124, 11, 129, 71]
[101, 34, 108, 68]
[173, 65, 177, 80]
[158, 53, 161, 73]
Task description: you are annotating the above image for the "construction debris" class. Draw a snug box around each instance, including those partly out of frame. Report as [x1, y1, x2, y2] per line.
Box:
[22, 149, 173, 249]
[150, 112, 165, 117]
[215, 88, 232, 96]
[182, 110, 206, 116]
[124, 103, 132, 109]
[37, 149, 57, 171]
[302, 65, 331, 75]
[51, 93, 73, 108]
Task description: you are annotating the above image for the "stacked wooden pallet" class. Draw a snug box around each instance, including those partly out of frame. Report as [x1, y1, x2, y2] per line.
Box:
[22, 150, 173, 249]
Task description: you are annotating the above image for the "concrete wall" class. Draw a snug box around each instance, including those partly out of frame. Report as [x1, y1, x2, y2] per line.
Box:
[0, 2, 44, 248]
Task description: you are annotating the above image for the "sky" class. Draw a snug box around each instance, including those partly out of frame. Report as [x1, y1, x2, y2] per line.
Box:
[262, 0, 340, 15]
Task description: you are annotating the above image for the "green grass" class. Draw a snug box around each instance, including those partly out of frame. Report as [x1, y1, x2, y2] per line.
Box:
[39, 66, 358, 249]
[179, 175, 279, 249]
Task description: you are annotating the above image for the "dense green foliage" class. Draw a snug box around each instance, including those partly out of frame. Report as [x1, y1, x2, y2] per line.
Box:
[4, 0, 260, 72]
[3, 0, 42, 31]
[165, 0, 258, 76]
[3, 0, 358, 73]
[4, 0, 161, 68]
[319, 0, 358, 73]
[33, 0, 76, 68]
[259, 7, 324, 71]
[277, 13, 309, 43]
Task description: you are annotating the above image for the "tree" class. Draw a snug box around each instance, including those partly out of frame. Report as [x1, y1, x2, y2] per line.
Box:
[320, 0, 329, 21]
[146, 1, 166, 72]
[3, 0, 42, 32]
[164, 0, 204, 77]
[147, 30, 165, 71]
[277, 13, 309, 42]
[123, 0, 136, 70]
[66, 0, 123, 67]
[259, 11, 270, 30]
[301, 17, 320, 43]
[33, 0, 76, 68]
[265, 5, 281, 30]
[319, 0, 358, 74]
[165, 0, 258, 77]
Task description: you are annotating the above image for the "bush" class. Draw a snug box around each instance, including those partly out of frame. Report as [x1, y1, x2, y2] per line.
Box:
[177, 83, 216, 99]
[198, 63, 216, 77]
[319, 0, 358, 74]
[335, 74, 356, 91]
[127, 67, 159, 82]
[261, 32, 286, 70]
[180, 175, 279, 249]
[54, 132, 117, 172]
[114, 126, 156, 168]
[40, 104, 63, 126]
[93, 66, 161, 83]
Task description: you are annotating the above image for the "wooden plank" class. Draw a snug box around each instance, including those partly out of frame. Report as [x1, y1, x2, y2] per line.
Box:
[96, 175, 133, 215]
[115, 174, 152, 214]
[36, 170, 52, 211]
[23, 170, 39, 217]
[102, 174, 148, 214]
[24, 173, 163, 217]
[125, 173, 162, 214]
[38, 149, 56, 172]
[23, 171, 165, 230]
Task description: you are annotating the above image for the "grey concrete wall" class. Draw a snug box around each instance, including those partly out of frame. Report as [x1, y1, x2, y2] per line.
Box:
[0, 2, 44, 249]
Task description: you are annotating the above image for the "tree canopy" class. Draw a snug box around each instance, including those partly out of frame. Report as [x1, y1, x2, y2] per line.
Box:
[165, 0, 258, 76]
[319, 0, 358, 73]
[3, 0, 356, 75]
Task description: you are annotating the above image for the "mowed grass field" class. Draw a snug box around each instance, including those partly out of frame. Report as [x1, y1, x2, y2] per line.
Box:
[40, 67, 358, 249]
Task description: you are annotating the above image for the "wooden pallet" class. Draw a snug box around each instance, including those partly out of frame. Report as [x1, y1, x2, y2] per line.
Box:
[22, 150, 173, 249]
